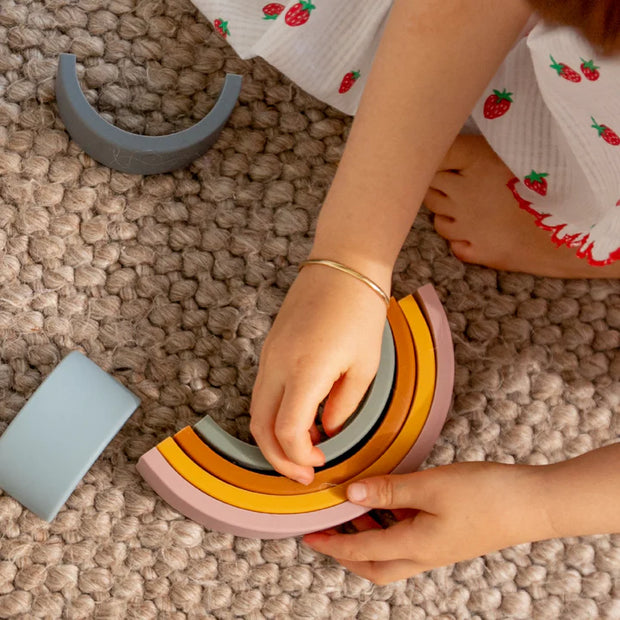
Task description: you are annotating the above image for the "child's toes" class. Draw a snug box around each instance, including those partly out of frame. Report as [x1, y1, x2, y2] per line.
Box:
[448, 240, 476, 263]
[433, 213, 462, 240]
[423, 189, 455, 216]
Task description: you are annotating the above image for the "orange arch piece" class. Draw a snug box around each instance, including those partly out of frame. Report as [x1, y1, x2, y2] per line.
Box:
[173, 297, 416, 495]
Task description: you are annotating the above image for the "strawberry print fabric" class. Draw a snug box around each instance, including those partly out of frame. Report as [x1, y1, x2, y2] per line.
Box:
[472, 23, 620, 266]
[191, 2, 620, 265]
[192, 1, 391, 112]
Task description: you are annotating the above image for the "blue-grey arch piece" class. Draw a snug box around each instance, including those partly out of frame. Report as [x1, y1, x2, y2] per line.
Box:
[194, 320, 396, 472]
[55, 53, 242, 175]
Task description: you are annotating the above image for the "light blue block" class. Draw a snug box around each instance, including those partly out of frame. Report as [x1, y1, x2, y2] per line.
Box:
[0, 351, 140, 521]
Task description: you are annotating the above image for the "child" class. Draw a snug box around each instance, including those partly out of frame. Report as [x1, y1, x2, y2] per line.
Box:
[194, 0, 620, 582]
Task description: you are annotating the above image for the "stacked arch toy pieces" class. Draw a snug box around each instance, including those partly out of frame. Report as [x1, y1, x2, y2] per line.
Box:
[137, 284, 454, 539]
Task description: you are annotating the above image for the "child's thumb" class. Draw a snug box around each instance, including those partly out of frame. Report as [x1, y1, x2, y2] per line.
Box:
[346, 472, 432, 510]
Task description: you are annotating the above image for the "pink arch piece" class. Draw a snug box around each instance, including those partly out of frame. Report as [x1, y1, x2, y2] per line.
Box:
[137, 447, 369, 539]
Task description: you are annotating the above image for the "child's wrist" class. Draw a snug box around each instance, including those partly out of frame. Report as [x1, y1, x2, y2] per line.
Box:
[299, 259, 390, 308]
[530, 445, 620, 539]
[485, 464, 558, 548]
[509, 465, 559, 543]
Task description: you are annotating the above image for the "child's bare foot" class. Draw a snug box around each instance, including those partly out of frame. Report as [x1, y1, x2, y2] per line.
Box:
[423, 135, 620, 279]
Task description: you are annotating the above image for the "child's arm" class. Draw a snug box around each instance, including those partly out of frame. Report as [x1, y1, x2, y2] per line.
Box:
[304, 443, 620, 584]
[250, 0, 533, 482]
[311, 0, 533, 287]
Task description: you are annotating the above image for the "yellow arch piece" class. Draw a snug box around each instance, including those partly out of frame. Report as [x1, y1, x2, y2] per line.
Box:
[157, 295, 436, 514]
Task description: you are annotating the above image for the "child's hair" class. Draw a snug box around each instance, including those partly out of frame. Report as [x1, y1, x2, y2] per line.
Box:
[527, 0, 620, 53]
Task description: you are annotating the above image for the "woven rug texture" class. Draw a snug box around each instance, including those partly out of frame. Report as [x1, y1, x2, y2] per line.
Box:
[0, 0, 619, 617]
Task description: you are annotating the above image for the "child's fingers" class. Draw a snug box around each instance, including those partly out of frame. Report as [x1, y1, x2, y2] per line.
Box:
[345, 471, 442, 511]
[321, 371, 373, 436]
[305, 516, 430, 583]
[349, 513, 383, 532]
[303, 518, 417, 563]
[310, 422, 321, 444]
[337, 557, 425, 585]
[391, 508, 418, 521]
[250, 377, 316, 483]
[249, 373, 282, 452]
[274, 372, 332, 468]
[254, 430, 316, 484]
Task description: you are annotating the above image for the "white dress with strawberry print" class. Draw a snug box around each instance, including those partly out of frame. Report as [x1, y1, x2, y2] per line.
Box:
[193, 1, 620, 266]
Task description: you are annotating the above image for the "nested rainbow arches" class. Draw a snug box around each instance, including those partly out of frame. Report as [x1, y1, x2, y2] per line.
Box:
[137, 284, 454, 539]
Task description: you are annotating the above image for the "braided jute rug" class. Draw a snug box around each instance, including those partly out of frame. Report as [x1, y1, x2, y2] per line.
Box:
[0, 0, 619, 617]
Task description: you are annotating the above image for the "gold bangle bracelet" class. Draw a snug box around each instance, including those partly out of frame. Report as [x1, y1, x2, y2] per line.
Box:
[299, 259, 390, 308]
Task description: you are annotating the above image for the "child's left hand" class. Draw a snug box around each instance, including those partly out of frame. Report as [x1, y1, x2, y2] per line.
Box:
[303, 461, 551, 584]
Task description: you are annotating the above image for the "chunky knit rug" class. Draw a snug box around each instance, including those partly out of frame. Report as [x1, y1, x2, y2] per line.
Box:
[0, 0, 619, 617]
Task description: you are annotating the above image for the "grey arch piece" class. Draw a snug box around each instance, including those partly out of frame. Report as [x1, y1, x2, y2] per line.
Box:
[194, 320, 396, 472]
[55, 53, 242, 175]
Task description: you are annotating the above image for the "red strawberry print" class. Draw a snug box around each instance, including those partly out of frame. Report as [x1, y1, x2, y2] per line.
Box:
[483, 89, 513, 119]
[214, 18, 230, 38]
[524, 170, 549, 196]
[591, 117, 620, 145]
[549, 55, 581, 82]
[262, 3, 284, 20]
[580, 58, 600, 81]
[339, 70, 361, 94]
[285, 1, 315, 27]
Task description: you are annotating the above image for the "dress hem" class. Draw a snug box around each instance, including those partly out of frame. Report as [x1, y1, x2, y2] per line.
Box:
[507, 177, 620, 267]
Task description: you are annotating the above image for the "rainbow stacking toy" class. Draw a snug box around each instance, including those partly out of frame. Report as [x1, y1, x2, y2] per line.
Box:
[137, 284, 454, 539]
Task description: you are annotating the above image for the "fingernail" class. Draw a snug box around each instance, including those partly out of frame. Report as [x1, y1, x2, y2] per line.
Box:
[347, 482, 367, 503]
[296, 473, 313, 486]
[314, 454, 325, 467]
[312, 449, 325, 467]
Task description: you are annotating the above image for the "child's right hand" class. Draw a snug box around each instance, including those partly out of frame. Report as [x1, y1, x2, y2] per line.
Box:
[250, 264, 388, 484]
